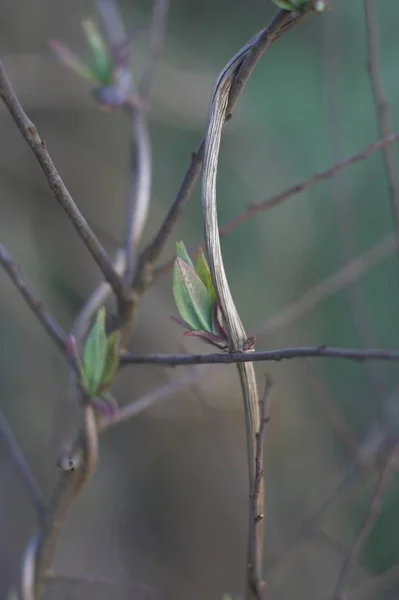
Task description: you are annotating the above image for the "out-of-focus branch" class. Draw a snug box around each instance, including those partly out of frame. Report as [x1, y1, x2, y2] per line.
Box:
[200, 9, 314, 600]
[257, 233, 396, 335]
[364, 0, 399, 254]
[333, 448, 394, 600]
[121, 346, 399, 366]
[21, 405, 99, 600]
[0, 243, 66, 353]
[0, 59, 129, 305]
[153, 133, 399, 281]
[0, 411, 47, 525]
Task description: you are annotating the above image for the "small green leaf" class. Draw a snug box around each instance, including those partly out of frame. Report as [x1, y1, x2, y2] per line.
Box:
[173, 258, 213, 332]
[272, 0, 311, 10]
[82, 307, 108, 396]
[98, 330, 120, 393]
[176, 241, 194, 269]
[82, 19, 112, 85]
[194, 247, 216, 301]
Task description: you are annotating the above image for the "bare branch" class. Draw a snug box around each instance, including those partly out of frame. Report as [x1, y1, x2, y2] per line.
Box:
[333, 449, 394, 600]
[25, 405, 99, 600]
[121, 345, 399, 367]
[102, 366, 205, 430]
[200, 9, 314, 600]
[134, 9, 311, 294]
[257, 233, 395, 335]
[249, 378, 272, 597]
[46, 571, 156, 595]
[139, 0, 170, 103]
[0, 243, 66, 353]
[364, 0, 399, 253]
[0, 411, 47, 525]
[153, 132, 399, 281]
[0, 59, 128, 304]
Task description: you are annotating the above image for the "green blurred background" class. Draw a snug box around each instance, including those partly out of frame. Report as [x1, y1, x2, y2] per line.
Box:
[1, 1, 399, 598]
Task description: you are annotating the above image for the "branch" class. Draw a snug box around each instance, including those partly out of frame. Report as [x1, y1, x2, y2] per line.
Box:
[332, 449, 394, 600]
[249, 378, 272, 597]
[21, 405, 99, 600]
[102, 366, 205, 430]
[0, 243, 66, 353]
[120, 346, 399, 366]
[133, 8, 310, 294]
[153, 133, 399, 281]
[200, 9, 313, 600]
[0, 410, 47, 525]
[364, 0, 399, 253]
[0, 59, 128, 304]
[257, 233, 395, 335]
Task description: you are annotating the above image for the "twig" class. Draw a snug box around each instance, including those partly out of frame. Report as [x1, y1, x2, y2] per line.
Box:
[24, 405, 99, 600]
[200, 9, 313, 600]
[0, 59, 129, 304]
[153, 133, 399, 281]
[134, 9, 310, 295]
[0, 411, 47, 525]
[121, 345, 399, 366]
[46, 571, 156, 593]
[323, 8, 387, 408]
[139, 0, 170, 103]
[257, 233, 396, 335]
[364, 0, 399, 254]
[249, 378, 272, 597]
[0, 243, 66, 353]
[332, 449, 394, 600]
[102, 366, 205, 430]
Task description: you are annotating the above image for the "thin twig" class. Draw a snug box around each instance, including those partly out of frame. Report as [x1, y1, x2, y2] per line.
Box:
[102, 366, 205, 430]
[0, 411, 47, 525]
[250, 378, 272, 596]
[0, 243, 66, 353]
[139, 0, 170, 103]
[200, 9, 313, 600]
[46, 571, 156, 593]
[364, 0, 399, 255]
[121, 345, 399, 366]
[0, 59, 128, 304]
[332, 449, 394, 600]
[257, 233, 396, 335]
[25, 405, 99, 600]
[153, 133, 399, 281]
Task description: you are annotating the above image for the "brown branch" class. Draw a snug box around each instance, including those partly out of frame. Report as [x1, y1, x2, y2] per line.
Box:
[24, 405, 99, 600]
[121, 345, 399, 366]
[249, 378, 272, 597]
[133, 8, 311, 296]
[0, 243, 67, 353]
[200, 9, 315, 600]
[0, 59, 129, 305]
[364, 0, 399, 252]
[257, 233, 395, 335]
[153, 133, 399, 281]
[0, 410, 47, 525]
[333, 449, 394, 600]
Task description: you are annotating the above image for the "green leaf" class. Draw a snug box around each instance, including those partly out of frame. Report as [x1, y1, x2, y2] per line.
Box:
[173, 258, 213, 332]
[176, 241, 194, 269]
[194, 247, 216, 301]
[82, 19, 112, 85]
[82, 307, 108, 396]
[98, 330, 120, 393]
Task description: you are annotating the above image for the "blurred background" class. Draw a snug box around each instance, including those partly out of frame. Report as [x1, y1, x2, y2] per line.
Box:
[1, 1, 399, 598]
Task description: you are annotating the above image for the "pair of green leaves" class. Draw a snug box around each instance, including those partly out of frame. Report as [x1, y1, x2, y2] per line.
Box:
[272, 0, 328, 12]
[172, 242, 229, 350]
[67, 308, 120, 416]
